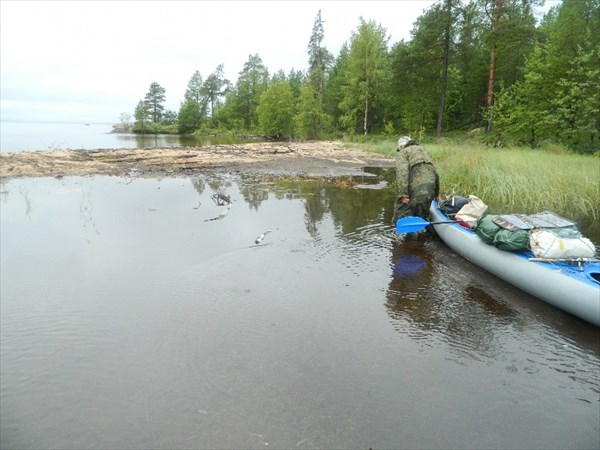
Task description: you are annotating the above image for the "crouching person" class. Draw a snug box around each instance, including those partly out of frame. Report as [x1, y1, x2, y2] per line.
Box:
[392, 136, 439, 224]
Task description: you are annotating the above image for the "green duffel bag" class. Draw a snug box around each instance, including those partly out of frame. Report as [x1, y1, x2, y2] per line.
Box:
[493, 229, 530, 251]
[474, 214, 501, 245]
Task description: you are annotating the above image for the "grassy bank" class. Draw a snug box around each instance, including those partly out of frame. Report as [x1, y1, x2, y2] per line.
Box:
[346, 137, 600, 230]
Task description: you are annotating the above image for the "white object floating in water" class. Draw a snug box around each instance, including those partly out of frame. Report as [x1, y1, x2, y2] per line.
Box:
[255, 228, 272, 244]
[218, 207, 230, 219]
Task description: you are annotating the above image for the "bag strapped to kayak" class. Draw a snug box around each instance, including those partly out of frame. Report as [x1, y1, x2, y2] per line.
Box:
[474, 211, 596, 257]
[438, 195, 469, 217]
[492, 212, 576, 231]
[454, 195, 488, 228]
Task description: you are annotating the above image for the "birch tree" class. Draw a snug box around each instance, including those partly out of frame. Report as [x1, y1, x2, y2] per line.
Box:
[339, 18, 389, 135]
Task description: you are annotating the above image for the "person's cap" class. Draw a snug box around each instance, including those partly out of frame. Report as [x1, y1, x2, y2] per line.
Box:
[397, 136, 416, 150]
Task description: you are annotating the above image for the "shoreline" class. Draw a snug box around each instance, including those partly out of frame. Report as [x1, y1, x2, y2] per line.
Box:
[0, 141, 395, 180]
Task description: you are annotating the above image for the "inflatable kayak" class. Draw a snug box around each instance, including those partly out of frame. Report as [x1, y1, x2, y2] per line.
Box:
[428, 201, 600, 327]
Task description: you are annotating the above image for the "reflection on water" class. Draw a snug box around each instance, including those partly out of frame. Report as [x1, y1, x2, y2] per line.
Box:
[116, 132, 264, 150]
[1, 173, 599, 449]
[386, 234, 522, 332]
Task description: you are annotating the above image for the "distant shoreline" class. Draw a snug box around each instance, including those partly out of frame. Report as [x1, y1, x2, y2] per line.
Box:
[0, 121, 264, 153]
[0, 119, 114, 125]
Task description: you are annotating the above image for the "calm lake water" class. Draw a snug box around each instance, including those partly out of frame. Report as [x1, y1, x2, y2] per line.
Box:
[1, 172, 599, 449]
[0, 121, 260, 153]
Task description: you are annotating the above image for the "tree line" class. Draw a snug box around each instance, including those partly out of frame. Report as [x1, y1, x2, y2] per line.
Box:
[122, 0, 599, 152]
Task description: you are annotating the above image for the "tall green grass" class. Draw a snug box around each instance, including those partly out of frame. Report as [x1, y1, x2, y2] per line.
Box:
[346, 137, 600, 228]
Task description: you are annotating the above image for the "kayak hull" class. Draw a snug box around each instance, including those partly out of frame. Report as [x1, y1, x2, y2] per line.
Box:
[430, 202, 600, 327]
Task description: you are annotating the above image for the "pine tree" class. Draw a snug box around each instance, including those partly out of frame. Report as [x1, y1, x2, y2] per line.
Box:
[202, 64, 230, 124]
[234, 54, 269, 130]
[307, 10, 333, 98]
[144, 82, 166, 124]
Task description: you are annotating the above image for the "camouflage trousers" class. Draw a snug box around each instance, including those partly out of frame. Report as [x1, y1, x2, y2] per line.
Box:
[392, 162, 439, 224]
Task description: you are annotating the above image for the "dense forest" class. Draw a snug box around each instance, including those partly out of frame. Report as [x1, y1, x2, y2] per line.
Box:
[121, 0, 599, 153]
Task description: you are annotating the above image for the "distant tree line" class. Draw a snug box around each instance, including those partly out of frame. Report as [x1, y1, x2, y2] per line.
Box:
[120, 0, 599, 152]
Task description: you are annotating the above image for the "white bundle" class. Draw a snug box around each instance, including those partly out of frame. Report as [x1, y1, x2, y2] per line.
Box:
[529, 229, 596, 259]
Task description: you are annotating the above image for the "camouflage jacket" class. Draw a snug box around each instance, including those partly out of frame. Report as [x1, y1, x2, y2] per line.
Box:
[395, 144, 435, 197]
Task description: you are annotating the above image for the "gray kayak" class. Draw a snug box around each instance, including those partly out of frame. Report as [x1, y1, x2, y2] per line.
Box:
[429, 201, 600, 327]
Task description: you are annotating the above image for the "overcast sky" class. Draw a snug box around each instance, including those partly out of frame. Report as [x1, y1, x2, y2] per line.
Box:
[1, 0, 557, 124]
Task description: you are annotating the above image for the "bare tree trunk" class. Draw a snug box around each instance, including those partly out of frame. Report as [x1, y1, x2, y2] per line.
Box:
[436, 0, 452, 138]
[364, 94, 369, 136]
[486, 0, 503, 133]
